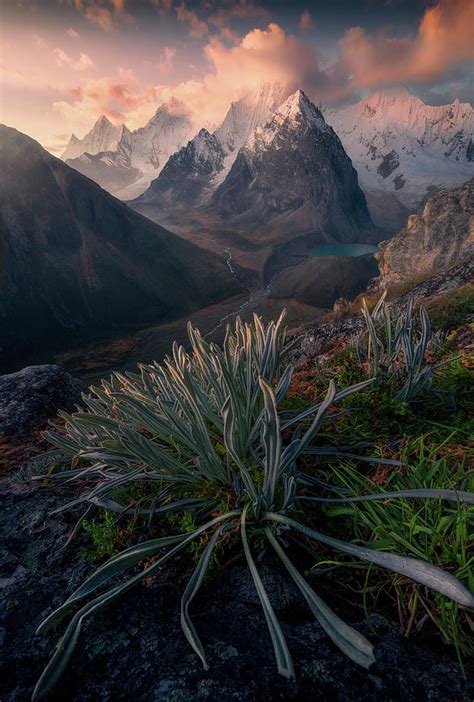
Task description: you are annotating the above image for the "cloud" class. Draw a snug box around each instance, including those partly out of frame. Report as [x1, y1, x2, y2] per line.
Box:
[53, 48, 95, 71]
[299, 10, 313, 31]
[158, 46, 176, 74]
[209, 1, 269, 27]
[176, 3, 208, 38]
[340, 0, 474, 88]
[149, 0, 173, 11]
[72, 0, 131, 32]
[49, 22, 350, 136]
[67, 27, 80, 39]
[52, 67, 162, 129]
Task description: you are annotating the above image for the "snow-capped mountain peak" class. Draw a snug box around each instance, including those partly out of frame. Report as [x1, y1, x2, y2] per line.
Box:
[215, 81, 289, 154]
[323, 88, 474, 224]
[244, 89, 330, 154]
[61, 115, 125, 160]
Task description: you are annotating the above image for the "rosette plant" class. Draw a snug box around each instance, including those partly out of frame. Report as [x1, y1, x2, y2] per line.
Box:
[33, 313, 474, 700]
[357, 292, 456, 401]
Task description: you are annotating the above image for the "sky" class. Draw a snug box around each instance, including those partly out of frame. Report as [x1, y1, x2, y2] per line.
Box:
[1, 0, 473, 154]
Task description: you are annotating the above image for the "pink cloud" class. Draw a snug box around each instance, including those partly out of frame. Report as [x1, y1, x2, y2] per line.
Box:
[72, 0, 131, 32]
[53, 48, 95, 71]
[158, 46, 176, 75]
[176, 3, 208, 38]
[67, 27, 80, 39]
[340, 0, 474, 88]
[299, 10, 313, 31]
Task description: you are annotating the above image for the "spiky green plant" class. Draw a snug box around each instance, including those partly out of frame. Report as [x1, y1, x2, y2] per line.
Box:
[356, 292, 455, 401]
[33, 313, 474, 700]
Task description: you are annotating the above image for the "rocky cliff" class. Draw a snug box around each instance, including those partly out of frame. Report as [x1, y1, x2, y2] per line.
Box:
[376, 179, 474, 287]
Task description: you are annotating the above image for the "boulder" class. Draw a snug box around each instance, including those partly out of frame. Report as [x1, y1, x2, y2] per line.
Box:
[0, 365, 85, 436]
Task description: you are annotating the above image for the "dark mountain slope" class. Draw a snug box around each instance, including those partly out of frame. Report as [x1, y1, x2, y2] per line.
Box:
[0, 125, 239, 357]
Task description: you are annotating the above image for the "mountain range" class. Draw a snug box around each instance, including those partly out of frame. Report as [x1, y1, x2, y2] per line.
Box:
[63, 98, 197, 200]
[62, 86, 473, 235]
[0, 125, 238, 360]
[323, 89, 473, 230]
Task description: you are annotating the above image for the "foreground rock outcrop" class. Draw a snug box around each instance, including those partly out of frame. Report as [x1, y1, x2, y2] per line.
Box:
[0, 365, 85, 436]
[376, 179, 474, 287]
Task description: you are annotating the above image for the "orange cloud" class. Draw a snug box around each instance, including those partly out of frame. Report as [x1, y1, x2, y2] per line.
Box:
[340, 0, 474, 88]
[52, 67, 160, 128]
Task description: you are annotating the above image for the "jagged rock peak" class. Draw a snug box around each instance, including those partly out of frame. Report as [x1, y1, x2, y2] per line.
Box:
[245, 89, 329, 153]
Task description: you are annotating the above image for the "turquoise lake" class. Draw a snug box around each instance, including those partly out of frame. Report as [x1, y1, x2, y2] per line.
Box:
[311, 244, 379, 257]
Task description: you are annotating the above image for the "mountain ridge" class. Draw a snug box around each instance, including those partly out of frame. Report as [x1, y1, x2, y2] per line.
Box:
[323, 88, 474, 230]
[0, 124, 239, 360]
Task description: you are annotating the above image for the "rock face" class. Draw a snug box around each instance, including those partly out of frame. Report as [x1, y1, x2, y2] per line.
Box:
[0, 365, 85, 436]
[324, 89, 474, 232]
[0, 125, 239, 358]
[212, 90, 376, 242]
[377, 179, 474, 287]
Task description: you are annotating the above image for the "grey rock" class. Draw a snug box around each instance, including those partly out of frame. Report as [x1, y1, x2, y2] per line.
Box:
[0, 479, 472, 701]
[0, 364, 85, 435]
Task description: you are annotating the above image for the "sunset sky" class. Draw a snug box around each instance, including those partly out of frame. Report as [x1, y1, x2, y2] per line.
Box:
[1, 0, 473, 154]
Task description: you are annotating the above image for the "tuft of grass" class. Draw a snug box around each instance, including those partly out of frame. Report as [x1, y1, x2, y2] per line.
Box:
[423, 286, 474, 331]
[82, 511, 124, 560]
[320, 436, 474, 666]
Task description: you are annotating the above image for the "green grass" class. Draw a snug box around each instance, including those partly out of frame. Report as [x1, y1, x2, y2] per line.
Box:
[424, 287, 474, 331]
[319, 436, 474, 666]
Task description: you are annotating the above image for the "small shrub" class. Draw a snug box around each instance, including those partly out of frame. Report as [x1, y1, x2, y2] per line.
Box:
[357, 292, 455, 401]
[82, 511, 122, 559]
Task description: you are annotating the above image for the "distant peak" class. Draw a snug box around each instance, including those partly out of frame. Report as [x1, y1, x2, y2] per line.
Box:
[362, 87, 422, 107]
[95, 115, 112, 127]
